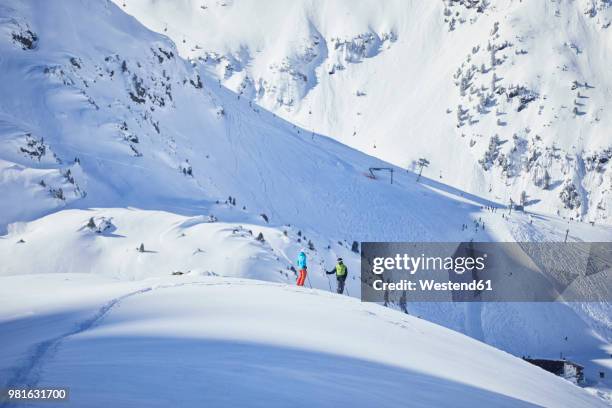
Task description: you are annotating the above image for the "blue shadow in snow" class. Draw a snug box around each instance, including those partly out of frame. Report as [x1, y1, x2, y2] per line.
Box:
[3, 331, 543, 408]
[414, 174, 503, 209]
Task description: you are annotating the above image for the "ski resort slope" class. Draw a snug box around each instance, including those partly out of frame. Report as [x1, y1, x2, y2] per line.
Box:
[0, 274, 607, 408]
[0, 0, 611, 403]
[118, 0, 612, 225]
[0, 0, 515, 244]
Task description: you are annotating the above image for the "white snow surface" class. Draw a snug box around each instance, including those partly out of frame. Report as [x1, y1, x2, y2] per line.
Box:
[0, 0, 611, 405]
[0, 274, 608, 407]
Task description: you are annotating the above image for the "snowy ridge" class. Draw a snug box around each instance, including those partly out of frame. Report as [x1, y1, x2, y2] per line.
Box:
[0, 0, 611, 404]
[0, 275, 608, 407]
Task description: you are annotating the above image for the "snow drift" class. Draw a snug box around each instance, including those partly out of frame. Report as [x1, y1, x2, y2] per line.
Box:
[0, 274, 607, 407]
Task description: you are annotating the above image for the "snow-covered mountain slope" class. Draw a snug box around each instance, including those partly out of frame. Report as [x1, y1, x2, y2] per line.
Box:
[0, 207, 364, 295]
[2, 207, 611, 363]
[118, 0, 612, 225]
[0, 274, 608, 408]
[0, 0, 503, 243]
[0, 0, 611, 401]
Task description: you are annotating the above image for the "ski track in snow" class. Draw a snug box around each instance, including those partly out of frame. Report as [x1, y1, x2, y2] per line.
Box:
[0, 280, 265, 401]
[3, 275, 425, 401]
[279, 284, 426, 335]
[1, 287, 153, 398]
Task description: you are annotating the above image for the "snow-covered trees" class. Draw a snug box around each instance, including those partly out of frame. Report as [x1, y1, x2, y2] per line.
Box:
[506, 85, 538, 112]
[11, 25, 38, 50]
[479, 135, 501, 171]
[559, 182, 581, 210]
[85, 216, 115, 233]
[584, 148, 611, 173]
[50, 187, 65, 201]
[543, 170, 551, 190]
[520, 191, 528, 208]
[19, 134, 47, 161]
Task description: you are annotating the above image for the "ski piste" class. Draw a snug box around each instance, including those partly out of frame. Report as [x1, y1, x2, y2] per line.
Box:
[0, 0, 610, 406]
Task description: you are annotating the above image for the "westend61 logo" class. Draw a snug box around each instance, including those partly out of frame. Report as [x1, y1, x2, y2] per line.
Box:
[361, 242, 612, 303]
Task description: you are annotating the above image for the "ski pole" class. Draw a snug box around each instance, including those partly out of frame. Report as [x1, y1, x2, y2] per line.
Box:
[345, 286, 350, 297]
[321, 261, 332, 291]
[306, 273, 313, 289]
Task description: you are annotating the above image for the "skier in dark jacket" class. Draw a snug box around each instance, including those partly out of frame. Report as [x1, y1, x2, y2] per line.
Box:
[327, 257, 348, 294]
